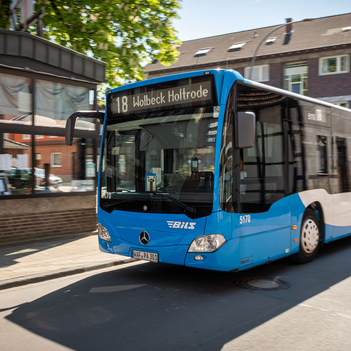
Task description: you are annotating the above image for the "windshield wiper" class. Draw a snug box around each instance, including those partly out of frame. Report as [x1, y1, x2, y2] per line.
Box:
[116, 188, 133, 192]
[100, 197, 130, 210]
[101, 193, 196, 214]
[151, 193, 196, 213]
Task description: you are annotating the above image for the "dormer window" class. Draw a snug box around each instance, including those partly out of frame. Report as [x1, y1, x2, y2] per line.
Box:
[194, 48, 212, 56]
[228, 42, 246, 51]
[266, 37, 277, 44]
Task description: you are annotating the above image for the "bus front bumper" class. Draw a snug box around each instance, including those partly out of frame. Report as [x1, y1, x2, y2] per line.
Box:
[98, 236, 239, 272]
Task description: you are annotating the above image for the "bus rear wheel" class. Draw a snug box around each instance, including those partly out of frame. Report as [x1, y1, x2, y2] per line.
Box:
[291, 209, 320, 263]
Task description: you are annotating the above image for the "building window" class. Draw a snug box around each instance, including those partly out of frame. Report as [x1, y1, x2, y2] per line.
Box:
[51, 153, 62, 167]
[284, 62, 308, 95]
[35, 135, 44, 139]
[228, 42, 246, 51]
[1, 133, 32, 195]
[334, 102, 349, 108]
[194, 47, 212, 56]
[320, 55, 349, 75]
[0, 73, 32, 125]
[35, 80, 94, 130]
[23, 134, 30, 140]
[244, 65, 269, 82]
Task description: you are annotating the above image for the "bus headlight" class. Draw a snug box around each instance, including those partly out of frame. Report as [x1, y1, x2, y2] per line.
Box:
[188, 234, 226, 253]
[98, 223, 111, 242]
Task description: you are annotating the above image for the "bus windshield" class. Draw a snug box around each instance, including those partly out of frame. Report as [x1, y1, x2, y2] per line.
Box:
[100, 106, 219, 218]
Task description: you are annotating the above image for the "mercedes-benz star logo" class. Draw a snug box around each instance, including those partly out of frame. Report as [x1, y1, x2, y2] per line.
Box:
[139, 231, 150, 245]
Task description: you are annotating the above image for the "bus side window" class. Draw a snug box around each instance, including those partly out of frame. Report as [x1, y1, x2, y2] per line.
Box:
[317, 135, 328, 174]
[219, 88, 234, 212]
[237, 83, 286, 213]
[243, 121, 263, 179]
[336, 137, 351, 193]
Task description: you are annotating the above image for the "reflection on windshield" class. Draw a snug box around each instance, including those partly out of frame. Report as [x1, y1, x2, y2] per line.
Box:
[100, 106, 219, 218]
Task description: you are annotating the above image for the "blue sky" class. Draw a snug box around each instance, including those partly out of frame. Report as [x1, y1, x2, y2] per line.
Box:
[173, 0, 351, 41]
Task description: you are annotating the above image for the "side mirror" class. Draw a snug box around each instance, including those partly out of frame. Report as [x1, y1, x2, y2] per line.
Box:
[234, 111, 256, 149]
[65, 110, 105, 146]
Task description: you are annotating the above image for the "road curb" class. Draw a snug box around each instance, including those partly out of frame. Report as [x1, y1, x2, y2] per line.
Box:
[0, 258, 137, 291]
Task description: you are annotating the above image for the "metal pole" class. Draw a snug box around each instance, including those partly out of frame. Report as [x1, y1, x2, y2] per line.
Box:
[249, 19, 312, 80]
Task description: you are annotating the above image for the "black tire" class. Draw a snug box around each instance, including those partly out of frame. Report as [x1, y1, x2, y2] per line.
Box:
[290, 209, 320, 263]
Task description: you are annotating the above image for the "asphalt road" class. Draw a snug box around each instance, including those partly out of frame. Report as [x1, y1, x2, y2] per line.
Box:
[1, 236, 351, 351]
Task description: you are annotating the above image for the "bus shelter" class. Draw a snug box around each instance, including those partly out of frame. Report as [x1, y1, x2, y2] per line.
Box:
[0, 29, 106, 243]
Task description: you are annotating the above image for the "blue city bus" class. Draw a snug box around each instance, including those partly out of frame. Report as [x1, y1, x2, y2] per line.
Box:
[66, 69, 351, 272]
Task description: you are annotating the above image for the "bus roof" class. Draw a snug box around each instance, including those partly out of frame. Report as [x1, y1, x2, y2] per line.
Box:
[107, 69, 351, 113]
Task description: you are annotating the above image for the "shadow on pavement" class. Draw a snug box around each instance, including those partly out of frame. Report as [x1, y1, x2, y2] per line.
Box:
[5, 235, 351, 351]
[0, 236, 87, 269]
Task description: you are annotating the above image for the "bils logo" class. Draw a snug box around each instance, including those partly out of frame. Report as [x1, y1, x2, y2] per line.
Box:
[167, 221, 196, 229]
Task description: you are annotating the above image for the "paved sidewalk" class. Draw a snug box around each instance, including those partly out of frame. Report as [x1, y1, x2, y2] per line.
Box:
[0, 233, 135, 290]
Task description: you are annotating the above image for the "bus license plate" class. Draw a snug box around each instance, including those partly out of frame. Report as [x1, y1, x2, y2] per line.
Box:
[132, 250, 158, 263]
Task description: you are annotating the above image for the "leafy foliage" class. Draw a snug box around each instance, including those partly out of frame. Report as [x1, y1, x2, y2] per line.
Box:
[1, 0, 181, 104]
[0, 0, 12, 29]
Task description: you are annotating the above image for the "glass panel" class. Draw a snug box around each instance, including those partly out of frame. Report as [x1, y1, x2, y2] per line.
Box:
[35, 80, 95, 130]
[322, 58, 337, 73]
[285, 62, 308, 74]
[237, 84, 286, 213]
[1, 133, 33, 195]
[284, 78, 289, 91]
[261, 65, 269, 81]
[89, 90, 95, 106]
[291, 74, 301, 82]
[219, 91, 234, 212]
[100, 107, 218, 217]
[291, 83, 301, 94]
[245, 121, 263, 178]
[284, 62, 308, 95]
[34, 135, 95, 193]
[317, 136, 328, 174]
[340, 56, 348, 72]
[251, 67, 260, 81]
[245, 66, 269, 82]
[0, 73, 32, 125]
[336, 137, 351, 193]
[303, 77, 308, 95]
[245, 67, 259, 81]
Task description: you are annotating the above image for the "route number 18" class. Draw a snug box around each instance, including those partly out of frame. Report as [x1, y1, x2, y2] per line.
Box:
[116, 96, 128, 113]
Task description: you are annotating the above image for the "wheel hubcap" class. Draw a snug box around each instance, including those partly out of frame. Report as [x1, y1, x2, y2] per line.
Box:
[301, 218, 319, 253]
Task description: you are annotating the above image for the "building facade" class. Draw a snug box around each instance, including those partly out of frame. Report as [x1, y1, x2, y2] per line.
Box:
[145, 13, 351, 108]
[0, 29, 105, 243]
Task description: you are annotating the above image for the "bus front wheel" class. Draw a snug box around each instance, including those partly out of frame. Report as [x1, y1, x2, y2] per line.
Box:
[291, 209, 320, 263]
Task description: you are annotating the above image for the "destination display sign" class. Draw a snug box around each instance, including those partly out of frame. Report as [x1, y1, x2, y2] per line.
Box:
[107, 74, 216, 118]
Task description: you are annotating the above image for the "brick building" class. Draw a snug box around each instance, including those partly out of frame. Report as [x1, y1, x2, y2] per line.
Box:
[145, 13, 351, 108]
[8, 134, 92, 183]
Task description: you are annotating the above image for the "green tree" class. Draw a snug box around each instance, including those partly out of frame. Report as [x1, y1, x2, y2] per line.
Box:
[2, 0, 181, 104]
[0, 0, 12, 29]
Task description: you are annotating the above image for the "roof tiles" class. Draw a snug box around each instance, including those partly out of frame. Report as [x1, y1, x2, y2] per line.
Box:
[145, 12, 351, 73]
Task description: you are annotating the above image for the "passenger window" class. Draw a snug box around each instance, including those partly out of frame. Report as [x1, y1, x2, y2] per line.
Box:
[237, 83, 286, 213]
[317, 135, 328, 174]
[336, 137, 350, 193]
[219, 88, 234, 212]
